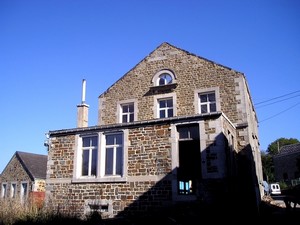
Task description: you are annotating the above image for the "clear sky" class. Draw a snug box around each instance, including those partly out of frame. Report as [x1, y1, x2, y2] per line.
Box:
[1, 0, 299, 173]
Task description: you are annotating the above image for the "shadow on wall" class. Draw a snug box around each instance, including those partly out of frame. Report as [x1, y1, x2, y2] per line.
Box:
[107, 136, 261, 221]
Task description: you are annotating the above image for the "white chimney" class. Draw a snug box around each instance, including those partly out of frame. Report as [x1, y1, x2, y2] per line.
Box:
[77, 79, 89, 128]
[81, 79, 86, 103]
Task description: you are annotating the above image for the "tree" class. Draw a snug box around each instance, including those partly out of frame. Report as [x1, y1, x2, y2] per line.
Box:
[261, 151, 274, 182]
[267, 137, 299, 155]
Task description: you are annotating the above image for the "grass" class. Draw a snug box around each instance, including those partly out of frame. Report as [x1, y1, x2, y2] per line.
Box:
[0, 198, 104, 225]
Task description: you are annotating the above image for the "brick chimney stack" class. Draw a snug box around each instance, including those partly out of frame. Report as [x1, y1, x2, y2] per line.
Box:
[77, 79, 89, 127]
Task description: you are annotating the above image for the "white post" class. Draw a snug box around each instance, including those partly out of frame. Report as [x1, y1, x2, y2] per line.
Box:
[82, 79, 86, 103]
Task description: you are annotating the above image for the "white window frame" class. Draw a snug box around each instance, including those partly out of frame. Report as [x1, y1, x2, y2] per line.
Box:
[11, 182, 17, 198]
[117, 99, 138, 123]
[194, 87, 220, 114]
[73, 130, 128, 183]
[81, 135, 98, 177]
[20, 181, 29, 202]
[1, 183, 7, 199]
[152, 69, 176, 86]
[101, 132, 123, 176]
[153, 93, 177, 119]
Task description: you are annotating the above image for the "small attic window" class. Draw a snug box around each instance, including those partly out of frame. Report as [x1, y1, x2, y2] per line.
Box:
[158, 73, 172, 86]
[152, 69, 176, 87]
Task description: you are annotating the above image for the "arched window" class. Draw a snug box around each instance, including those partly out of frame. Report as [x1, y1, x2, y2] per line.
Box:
[158, 73, 173, 86]
[152, 69, 176, 86]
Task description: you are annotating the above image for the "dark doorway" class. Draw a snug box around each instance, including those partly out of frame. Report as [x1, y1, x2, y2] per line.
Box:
[177, 125, 201, 195]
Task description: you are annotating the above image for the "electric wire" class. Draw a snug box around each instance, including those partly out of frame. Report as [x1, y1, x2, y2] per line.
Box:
[255, 90, 300, 124]
[256, 94, 300, 109]
[258, 101, 300, 123]
[255, 90, 300, 105]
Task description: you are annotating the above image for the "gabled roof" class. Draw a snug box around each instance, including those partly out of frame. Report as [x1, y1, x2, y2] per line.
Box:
[99, 42, 245, 98]
[15, 151, 47, 180]
[275, 143, 300, 157]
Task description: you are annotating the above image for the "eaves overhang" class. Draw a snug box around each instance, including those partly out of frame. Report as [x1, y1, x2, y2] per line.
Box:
[48, 111, 222, 137]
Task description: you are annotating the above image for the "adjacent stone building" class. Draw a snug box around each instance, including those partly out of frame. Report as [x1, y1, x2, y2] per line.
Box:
[273, 143, 300, 184]
[45, 42, 263, 218]
[0, 151, 47, 205]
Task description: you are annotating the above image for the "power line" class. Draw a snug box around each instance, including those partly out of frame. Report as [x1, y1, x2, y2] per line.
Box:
[258, 101, 300, 123]
[256, 94, 300, 109]
[255, 90, 300, 105]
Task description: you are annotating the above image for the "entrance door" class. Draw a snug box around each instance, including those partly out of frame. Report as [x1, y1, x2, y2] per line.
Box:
[177, 125, 201, 195]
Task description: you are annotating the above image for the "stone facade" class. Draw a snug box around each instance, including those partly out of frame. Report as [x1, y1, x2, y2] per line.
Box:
[273, 143, 300, 184]
[0, 155, 33, 199]
[0, 151, 47, 205]
[46, 42, 263, 218]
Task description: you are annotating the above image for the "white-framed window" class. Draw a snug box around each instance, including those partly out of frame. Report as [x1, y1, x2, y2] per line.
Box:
[152, 69, 176, 86]
[81, 135, 98, 177]
[158, 98, 173, 118]
[1, 183, 7, 198]
[158, 73, 173, 86]
[195, 87, 220, 114]
[104, 133, 123, 176]
[199, 92, 216, 113]
[117, 99, 137, 123]
[121, 103, 134, 123]
[11, 183, 17, 198]
[20, 182, 28, 202]
[73, 130, 127, 183]
[154, 93, 177, 119]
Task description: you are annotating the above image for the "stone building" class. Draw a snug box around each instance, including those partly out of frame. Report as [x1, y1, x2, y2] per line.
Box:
[0, 151, 47, 205]
[45, 42, 263, 218]
[273, 143, 300, 184]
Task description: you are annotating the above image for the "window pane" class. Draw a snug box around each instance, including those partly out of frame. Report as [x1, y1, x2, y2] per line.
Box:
[129, 114, 134, 122]
[116, 147, 123, 175]
[123, 105, 129, 112]
[82, 150, 89, 176]
[165, 74, 172, 84]
[91, 149, 97, 176]
[210, 103, 216, 112]
[189, 126, 199, 139]
[166, 99, 173, 107]
[116, 134, 122, 144]
[159, 77, 165, 85]
[106, 135, 114, 145]
[178, 127, 189, 139]
[122, 115, 128, 123]
[105, 148, 113, 175]
[168, 109, 173, 117]
[22, 183, 27, 193]
[201, 105, 207, 113]
[82, 138, 90, 147]
[2, 184, 6, 198]
[11, 184, 16, 198]
[91, 136, 98, 146]
[208, 93, 216, 101]
[200, 95, 207, 102]
[129, 104, 134, 112]
[160, 110, 165, 118]
[82, 136, 97, 147]
[158, 74, 172, 86]
[159, 100, 166, 108]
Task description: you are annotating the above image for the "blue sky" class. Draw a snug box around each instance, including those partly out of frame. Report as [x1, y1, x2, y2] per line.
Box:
[0, 0, 299, 173]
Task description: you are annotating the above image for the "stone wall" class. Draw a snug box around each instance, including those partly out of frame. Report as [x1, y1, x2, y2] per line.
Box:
[46, 123, 174, 218]
[274, 152, 300, 183]
[0, 155, 33, 198]
[99, 43, 242, 127]
[47, 115, 240, 218]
